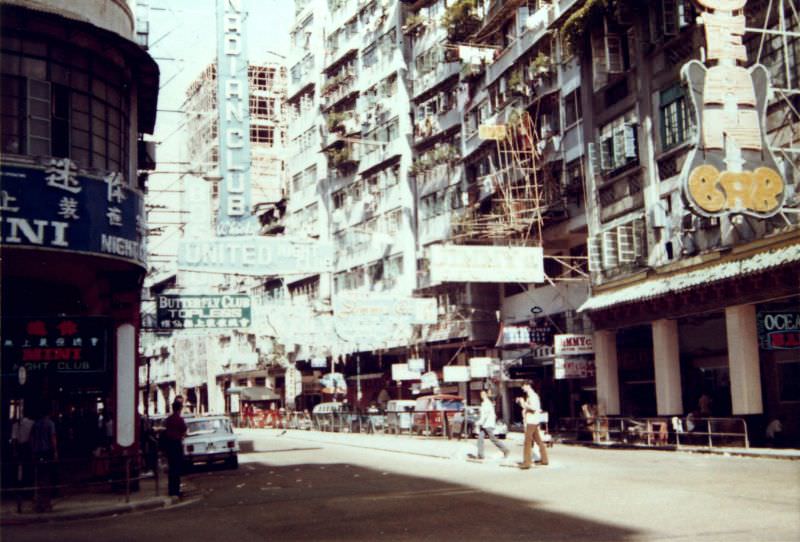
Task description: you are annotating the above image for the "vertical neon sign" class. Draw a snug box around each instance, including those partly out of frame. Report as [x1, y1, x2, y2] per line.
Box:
[216, 0, 256, 235]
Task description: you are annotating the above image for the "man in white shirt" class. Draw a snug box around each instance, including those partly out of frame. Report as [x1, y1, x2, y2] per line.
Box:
[474, 390, 509, 460]
[516, 381, 549, 469]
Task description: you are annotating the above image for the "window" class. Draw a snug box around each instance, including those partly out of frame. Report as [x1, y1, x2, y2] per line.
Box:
[251, 126, 275, 146]
[564, 88, 582, 127]
[599, 113, 639, 172]
[254, 377, 266, 387]
[332, 189, 346, 209]
[659, 85, 692, 150]
[0, 37, 130, 174]
[591, 21, 625, 90]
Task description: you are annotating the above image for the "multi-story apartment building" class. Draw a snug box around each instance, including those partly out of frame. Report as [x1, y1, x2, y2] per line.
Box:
[139, 57, 288, 416]
[572, 0, 800, 444]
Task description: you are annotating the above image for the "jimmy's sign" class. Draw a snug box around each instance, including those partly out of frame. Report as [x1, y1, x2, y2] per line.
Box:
[216, 0, 256, 236]
[554, 334, 594, 356]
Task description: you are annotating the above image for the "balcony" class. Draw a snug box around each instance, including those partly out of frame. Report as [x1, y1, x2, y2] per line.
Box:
[358, 138, 405, 174]
[322, 72, 358, 110]
[413, 108, 461, 144]
[412, 61, 461, 99]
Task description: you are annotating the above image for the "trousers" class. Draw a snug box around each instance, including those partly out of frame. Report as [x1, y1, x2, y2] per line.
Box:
[477, 426, 508, 458]
[522, 423, 549, 467]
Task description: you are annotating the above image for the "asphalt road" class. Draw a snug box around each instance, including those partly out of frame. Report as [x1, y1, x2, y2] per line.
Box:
[5, 431, 800, 541]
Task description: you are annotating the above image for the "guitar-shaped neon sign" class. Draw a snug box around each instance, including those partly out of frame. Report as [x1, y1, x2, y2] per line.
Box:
[680, 0, 786, 218]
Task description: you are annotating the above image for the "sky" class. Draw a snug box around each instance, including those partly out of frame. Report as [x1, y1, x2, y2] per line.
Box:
[143, 0, 294, 266]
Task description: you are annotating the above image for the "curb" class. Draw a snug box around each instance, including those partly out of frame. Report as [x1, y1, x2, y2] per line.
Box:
[0, 495, 189, 526]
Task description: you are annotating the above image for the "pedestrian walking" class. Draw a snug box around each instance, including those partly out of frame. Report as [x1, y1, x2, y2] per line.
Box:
[162, 400, 187, 497]
[472, 390, 509, 460]
[11, 408, 35, 491]
[30, 405, 58, 512]
[516, 381, 549, 469]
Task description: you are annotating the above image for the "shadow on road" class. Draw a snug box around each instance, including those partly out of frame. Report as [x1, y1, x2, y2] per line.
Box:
[178, 461, 643, 541]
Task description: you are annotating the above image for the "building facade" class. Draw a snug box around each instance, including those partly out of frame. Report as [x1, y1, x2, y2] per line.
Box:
[1, 0, 159, 470]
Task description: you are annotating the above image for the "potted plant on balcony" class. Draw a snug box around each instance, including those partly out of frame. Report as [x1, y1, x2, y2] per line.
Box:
[508, 69, 528, 97]
[442, 0, 481, 43]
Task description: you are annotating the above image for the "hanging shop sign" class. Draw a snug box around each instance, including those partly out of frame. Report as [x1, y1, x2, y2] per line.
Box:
[679, 0, 785, 218]
[407, 358, 426, 372]
[156, 294, 251, 330]
[469, 357, 498, 378]
[429, 245, 544, 284]
[554, 357, 596, 380]
[333, 294, 438, 325]
[420, 371, 439, 390]
[215, 0, 258, 236]
[177, 236, 334, 275]
[554, 334, 594, 356]
[757, 310, 800, 350]
[0, 162, 145, 268]
[495, 324, 531, 347]
[478, 124, 507, 140]
[392, 363, 421, 381]
[320, 372, 347, 394]
[2, 317, 109, 376]
[443, 365, 470, 382]
[311, 357, 328, 368]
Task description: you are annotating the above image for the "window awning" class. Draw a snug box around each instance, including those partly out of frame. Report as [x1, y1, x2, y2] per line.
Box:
[226, 386, 281, 402]
[579, 243, 800, 313]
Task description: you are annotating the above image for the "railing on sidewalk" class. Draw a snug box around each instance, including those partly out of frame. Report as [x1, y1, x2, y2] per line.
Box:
[2, 449, 160, 515]
[554, 416, 749, 449]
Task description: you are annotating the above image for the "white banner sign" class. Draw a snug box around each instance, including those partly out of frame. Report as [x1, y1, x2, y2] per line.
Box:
[469, 357, 498, 378]
[392, 363, 421, 381]
[177, 237, 334, 275]
[554, 334, 595, 356]
[407, 358, 426, 372]
[421, 371, 439, 390]
[554, 357, 596, 379]
[429, 245, 544, 284]
[443, 365, 470, 382]
[333, 294, 438, 325]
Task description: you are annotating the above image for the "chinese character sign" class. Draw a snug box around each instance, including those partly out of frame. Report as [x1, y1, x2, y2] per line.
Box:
[0, 163, 145, 267]
[2, 318, 109, 375]
[155, 294, 252, 330]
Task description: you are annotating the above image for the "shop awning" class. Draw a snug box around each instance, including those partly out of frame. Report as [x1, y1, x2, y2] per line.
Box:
[226, 386, 281, 401]
[579, 243, 800, 313]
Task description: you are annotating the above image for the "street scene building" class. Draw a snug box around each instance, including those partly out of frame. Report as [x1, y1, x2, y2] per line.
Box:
[1, 0, 159, 480]
[136, 0, 798, 446]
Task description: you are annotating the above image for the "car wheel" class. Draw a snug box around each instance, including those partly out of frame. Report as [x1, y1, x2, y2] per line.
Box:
[226, 455, 239, 470]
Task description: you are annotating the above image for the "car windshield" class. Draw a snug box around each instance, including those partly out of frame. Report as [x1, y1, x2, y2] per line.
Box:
[186, 418, 231, 435]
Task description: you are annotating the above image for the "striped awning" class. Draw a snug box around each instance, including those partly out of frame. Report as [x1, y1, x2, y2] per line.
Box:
[579, 243, 800, 313]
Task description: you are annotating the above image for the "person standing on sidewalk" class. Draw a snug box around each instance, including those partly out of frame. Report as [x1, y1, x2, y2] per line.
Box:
[473, 390, 509, 460]
[516, 381, 549, 469]
[162, 400, 187, 497]
[30, 405, 58, 512]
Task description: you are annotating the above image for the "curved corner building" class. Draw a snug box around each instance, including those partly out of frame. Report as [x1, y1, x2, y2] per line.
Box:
[0, 0, 158, 464]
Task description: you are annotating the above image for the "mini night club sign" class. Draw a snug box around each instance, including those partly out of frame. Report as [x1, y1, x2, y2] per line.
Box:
[680, 0, 785, 218]
[0, 161, 145, 267]
[216, 0, 257, 236]
[2, 318, 109, 375]
[156, 294, 252, 329]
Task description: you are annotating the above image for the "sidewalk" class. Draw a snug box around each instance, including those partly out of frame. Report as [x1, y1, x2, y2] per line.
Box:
[0, 475, 196, 526]
[236, 427, 800, 461]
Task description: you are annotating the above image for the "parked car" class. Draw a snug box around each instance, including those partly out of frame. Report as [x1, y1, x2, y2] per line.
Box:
[450, 406, 508, 439]
[385, 400, 416, 434]
[183, 415, 239, 469]
[412, 394, 464, 436]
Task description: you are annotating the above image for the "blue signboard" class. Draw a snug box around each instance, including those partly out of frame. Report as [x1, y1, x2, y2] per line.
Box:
[0, 161, 145, 267]
[215, 0, 257, 236]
